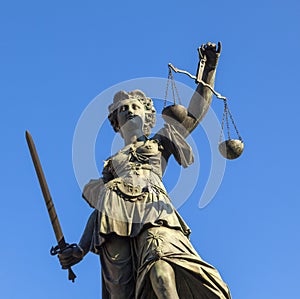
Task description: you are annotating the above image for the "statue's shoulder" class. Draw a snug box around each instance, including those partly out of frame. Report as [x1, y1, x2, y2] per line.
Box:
[153, 123, 194, 168]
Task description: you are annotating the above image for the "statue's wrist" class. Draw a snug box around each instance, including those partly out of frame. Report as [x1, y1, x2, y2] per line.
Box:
[206, 60, 219, 70]
[205, 55, 219, 70]
[77, 243, 88, 257]
[206, 65, 217, 71]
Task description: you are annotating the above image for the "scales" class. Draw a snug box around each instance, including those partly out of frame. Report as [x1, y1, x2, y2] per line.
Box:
[162, 45, 244, 160]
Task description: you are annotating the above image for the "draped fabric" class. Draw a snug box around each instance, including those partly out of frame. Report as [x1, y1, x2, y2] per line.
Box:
[82, 125, 193, 242]
[82, 124, 231, 298]
[135, 227, 231, 299]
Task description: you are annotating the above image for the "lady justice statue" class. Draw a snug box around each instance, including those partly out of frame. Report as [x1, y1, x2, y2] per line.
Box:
[58, 42, 232, 299]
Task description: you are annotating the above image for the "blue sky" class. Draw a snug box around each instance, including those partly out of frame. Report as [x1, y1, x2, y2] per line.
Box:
[1, 1, 300, 298]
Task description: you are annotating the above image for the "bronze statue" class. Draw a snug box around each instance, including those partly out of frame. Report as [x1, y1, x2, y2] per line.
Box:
[58, 42, 232, 298]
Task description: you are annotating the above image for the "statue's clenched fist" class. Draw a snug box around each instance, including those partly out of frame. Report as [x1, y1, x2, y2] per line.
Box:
[198, 41, 222, 69]
[58, 244, 84, 269]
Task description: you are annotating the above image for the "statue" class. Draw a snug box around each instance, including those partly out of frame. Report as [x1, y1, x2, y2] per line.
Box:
[58, 42, 232, 298]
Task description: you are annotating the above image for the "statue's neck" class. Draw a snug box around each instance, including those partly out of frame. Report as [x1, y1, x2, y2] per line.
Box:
[122, 129, 146, 146]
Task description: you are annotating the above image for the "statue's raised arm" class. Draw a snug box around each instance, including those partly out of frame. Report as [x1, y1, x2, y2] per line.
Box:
[155, 42, 222, 169]
[178, 42, 222, 136]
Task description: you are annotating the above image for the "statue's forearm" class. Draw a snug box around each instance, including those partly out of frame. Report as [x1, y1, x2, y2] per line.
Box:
[180, 67, 217, 136]
[78, 209, 97, 256]
[189, 68, 216, 122]
[196, 66, 216, 105]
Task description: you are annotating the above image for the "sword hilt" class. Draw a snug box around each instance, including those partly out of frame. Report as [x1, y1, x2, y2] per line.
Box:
[50, 241, 78, 283]
[50, 243, 78, 255]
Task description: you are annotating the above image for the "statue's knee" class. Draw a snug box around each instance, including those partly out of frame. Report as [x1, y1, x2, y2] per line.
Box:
[149, 260, 180, 299]
[150, 260, 175, 285]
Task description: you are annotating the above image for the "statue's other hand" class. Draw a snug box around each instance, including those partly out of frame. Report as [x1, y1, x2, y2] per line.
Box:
[198, 41, 222, 68]
[58, 244, 84, 269]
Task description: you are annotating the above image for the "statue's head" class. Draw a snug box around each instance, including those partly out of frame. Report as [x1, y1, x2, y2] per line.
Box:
[108, 90, 156, 137]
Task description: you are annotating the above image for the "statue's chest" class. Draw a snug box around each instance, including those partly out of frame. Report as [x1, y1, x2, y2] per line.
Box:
[106, 140, 163, 178]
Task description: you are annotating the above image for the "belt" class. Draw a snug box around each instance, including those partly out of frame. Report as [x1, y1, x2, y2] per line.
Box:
[105, 178, 167, 201]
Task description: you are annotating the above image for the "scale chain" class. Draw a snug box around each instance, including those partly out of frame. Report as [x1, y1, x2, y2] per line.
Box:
[163, 69, 172, 108]
[226, 105, 243, 142]
[164, 66, 182, 107]
[219, 102, 226, 143]
[224, 101, 231, 140]
[167, 63, 243, 144]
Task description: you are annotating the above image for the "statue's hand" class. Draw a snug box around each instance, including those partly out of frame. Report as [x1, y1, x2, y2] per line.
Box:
[58, 244, 84, 269]
[198, 42, 222, 69]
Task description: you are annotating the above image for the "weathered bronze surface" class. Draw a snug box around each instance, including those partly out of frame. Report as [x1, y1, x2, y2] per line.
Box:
[219, 139, 244, 159]
[56, 42, 232, 298]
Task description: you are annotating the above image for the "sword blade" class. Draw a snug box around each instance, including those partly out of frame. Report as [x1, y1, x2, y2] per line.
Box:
[25, 130, 76, 282]
[25, 130, 64, 244]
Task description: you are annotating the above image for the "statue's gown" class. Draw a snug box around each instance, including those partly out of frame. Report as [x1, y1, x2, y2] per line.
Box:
[83, 124, 232, 299]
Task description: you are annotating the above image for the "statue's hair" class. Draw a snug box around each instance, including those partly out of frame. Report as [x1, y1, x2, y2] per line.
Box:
[108, 90, 156, 137]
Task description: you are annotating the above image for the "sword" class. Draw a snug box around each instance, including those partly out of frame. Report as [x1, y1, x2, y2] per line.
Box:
[25, 130, 77, 282]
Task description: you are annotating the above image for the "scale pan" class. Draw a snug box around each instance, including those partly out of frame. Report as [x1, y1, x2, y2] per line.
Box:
[162, 104, 187, 124]
[219, 139, 244, 160]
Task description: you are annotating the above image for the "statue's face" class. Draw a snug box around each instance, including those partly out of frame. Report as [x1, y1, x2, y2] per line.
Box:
[117, 98, 145, 133]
